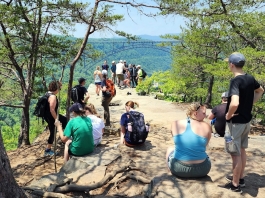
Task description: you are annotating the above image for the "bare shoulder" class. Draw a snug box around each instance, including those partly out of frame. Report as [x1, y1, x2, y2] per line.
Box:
[48, 94, 56, 103]
[201, 121, 212, 134]
[171, 119, 185, 126]
[171, 119, 186, 135]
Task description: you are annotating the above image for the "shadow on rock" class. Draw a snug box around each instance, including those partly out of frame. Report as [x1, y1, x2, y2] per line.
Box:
[243, 172, 265, 197]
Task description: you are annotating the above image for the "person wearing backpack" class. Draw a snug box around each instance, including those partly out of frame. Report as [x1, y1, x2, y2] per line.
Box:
[44, 81, 67, 156]
[120, 101, 150, 147]
[101, 70, 114, 127]
[71, 77, 90, 107]
[136, 65, 146, 84]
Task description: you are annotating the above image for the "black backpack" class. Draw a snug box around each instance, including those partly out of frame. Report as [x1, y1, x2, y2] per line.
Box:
[33, 92, 52, 121]
[71, 85, 81, 102]
[127, 111, 148, 144]
[141, 69, 147, 78]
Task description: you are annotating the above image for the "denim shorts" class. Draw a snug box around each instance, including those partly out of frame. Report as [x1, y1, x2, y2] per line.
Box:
[168, 151, 211, 178]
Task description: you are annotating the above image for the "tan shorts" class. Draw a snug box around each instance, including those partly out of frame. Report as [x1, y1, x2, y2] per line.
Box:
[117, 74, 124, 81]
[227, 122, 251, 155]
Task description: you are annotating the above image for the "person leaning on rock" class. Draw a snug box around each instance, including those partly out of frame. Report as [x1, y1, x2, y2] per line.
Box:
[166, 103, 212, 178]
[55, 102, 94, 163]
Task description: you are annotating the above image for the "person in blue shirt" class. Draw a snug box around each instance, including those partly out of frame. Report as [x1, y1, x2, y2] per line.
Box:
[166, 103, 212, 178]
[110, 61, 116, 84]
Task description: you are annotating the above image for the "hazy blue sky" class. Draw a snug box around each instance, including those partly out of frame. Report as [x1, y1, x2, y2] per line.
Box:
[70, 0, 186, 38]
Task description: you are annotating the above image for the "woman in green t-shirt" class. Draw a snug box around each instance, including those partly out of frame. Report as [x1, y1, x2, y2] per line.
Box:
[55, 103, 94, 163]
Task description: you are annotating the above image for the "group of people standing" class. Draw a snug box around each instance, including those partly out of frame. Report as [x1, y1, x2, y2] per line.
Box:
[94, 60, 145, 90]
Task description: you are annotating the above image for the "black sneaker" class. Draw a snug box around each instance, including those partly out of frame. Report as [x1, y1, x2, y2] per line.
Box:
[226, 175, 245, 187]
[218, 182, 242, 194]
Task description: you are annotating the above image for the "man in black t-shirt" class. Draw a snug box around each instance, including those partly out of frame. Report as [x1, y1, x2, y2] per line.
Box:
[218, 52, 264, 193]
[208, 92, 228, 137]
[77, 77, 89, 106]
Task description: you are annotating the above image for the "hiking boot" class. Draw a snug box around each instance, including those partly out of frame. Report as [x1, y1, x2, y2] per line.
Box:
[218, 182, 242, 194]
[226, 175, 245, 187]
[44, 149, 59, 157]
[44, 150, 55, 156]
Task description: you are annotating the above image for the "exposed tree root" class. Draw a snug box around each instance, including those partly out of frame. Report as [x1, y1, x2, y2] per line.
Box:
[13, 156, 52, 175]
[113, 173, 150, 189]
[54, 161, 150, 193]
[28, 190, 73, 198]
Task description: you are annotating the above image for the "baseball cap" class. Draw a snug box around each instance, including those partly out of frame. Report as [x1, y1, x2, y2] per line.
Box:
[112, 61, 115, 63]
[102, 69, 108, 75]
[136, 65, 141, 68]
[221, 92, 228, 98]
[69, 103, 83, 113]
[225, 52, 245, 66]
[119, 60, 123, 63]
[78, 77, 86, 84]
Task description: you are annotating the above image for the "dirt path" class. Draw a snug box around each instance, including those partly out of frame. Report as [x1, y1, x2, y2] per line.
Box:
[8, 84, 265, 198]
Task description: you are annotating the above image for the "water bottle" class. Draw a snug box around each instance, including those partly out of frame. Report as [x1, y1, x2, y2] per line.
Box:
[145, 123, 150, 132]
[224, 131, 232, 143]
[128, 122, 132, 132]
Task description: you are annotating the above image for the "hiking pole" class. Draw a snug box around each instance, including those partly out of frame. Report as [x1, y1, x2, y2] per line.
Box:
[52, 74, 60, 173]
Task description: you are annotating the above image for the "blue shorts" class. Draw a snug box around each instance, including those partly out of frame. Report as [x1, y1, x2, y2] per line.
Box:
[168, 151, 211, 178]
[95, 82, 101, 85]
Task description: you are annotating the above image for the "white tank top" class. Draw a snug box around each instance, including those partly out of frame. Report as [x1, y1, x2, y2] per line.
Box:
[94, 71, 101, 83]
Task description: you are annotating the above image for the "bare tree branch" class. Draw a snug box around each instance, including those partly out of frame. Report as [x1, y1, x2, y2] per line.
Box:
[0, 102, 24, 108]
[100, 0, 161, 9]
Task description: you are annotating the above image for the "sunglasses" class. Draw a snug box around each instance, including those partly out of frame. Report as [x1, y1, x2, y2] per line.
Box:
[196, 103, 202, 111]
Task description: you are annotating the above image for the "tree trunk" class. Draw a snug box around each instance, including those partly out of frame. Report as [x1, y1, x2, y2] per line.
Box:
[18, 97, 30, 147]
[0, 130, 27, 198]
[205, 75, 214, 107]
[66, 0, 100, 120]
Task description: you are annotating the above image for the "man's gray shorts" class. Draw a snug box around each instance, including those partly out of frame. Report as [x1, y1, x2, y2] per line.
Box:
[226, 122, 251, 155]
[168, 151, 211, 178]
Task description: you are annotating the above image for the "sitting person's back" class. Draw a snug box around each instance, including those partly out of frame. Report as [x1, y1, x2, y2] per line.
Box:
[55, 102, 94, 163]
[208, 92, 228, 137]
[85, 104, 105, 146]
[166, 103, 212, 178]
[120, 101, 149, 146]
